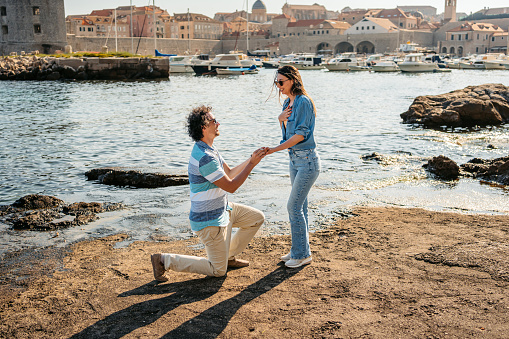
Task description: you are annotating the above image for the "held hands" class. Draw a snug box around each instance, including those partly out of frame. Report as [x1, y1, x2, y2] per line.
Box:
[250, 147, 270, 165]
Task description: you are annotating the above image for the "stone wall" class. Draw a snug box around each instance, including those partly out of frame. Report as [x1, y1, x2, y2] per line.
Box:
[66, 35, 223, 56]
[0, 0, 67, 55]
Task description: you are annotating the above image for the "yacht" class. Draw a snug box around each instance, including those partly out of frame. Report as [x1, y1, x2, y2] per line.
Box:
[372, 60, 399, 72]
[366, 54, 384, 66]
[459, 54, 494, 69]
[280, 54, 325, 70]
[324, 53, 361, 71]
[168, 55, 195, 73]
[484, 54, 507, 70]
[191, 53, 244, 76]
[398, 53, 438, 72]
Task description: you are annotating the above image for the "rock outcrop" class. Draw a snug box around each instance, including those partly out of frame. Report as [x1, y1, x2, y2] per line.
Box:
[460, 156, 509, 185]
[85, 167, 189, 188]
[401, 84, 509, 127]
[423, 155, 460, 180]
[422, 155, 509, 185]
[0, 194, 124, 231]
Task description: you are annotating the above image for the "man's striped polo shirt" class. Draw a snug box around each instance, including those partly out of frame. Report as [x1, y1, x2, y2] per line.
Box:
[188, 141, 230, 232]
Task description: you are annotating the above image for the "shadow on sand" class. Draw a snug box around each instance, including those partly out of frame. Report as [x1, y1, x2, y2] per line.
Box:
[70, 266, 303, 338]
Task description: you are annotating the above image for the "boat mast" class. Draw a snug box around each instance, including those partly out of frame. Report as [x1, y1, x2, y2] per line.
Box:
[130, 1, 133, 54]
[153, 0, 156, 53]
[246, 0, 249, 53]
[187, 8, 190, 53]
[115, 8, 118, 52]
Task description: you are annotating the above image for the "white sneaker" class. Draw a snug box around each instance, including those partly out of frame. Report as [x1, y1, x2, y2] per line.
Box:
[281, 252, 291, 262]
[285, 256, 312, 268]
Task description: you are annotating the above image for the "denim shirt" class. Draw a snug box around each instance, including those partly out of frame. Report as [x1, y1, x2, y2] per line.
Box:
[281, 95, 316, 150]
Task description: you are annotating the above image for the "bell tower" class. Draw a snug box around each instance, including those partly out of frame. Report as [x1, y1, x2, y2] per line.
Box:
[444, 0, 457, 22]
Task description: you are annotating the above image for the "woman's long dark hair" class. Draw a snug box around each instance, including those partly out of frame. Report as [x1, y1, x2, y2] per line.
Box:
[275, 65, 316, 115]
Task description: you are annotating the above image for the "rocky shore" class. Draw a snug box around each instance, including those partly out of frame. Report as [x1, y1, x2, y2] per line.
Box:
[1, 207, 508, 338]
[0, 55, 169, 81]
[401, 83, 509, 127]
[0, 194, 123, 231]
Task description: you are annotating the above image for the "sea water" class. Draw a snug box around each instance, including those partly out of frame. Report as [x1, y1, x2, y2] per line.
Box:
[1, 68, 508, 254]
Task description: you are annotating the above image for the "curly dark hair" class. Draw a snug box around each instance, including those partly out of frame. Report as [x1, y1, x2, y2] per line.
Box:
[186, 105, 211, 142]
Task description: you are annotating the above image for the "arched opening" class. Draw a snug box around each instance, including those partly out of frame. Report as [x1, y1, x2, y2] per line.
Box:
[316, 42, 333, 56]
[457, 46, 463, 57]
[442, 47, 447, 53]
[356, 41, 375, 54]
[335, 42, 354, 54]
[450, 46, 455, 55]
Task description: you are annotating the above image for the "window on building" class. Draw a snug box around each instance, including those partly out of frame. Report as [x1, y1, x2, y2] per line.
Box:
[1, 25, 7, 34]
[367, 26, 370, 30]
[181, 34, 184, 38]
[34, 24, 41, 33]
[362, 26, 364, 30]
[451, 35, 454, 40]
[356, 27, 359, 30]
[465, 34, 468, 39]
[476, 47, 479, 52]
[0, 7, 6, 16]
[477, 34, 479, 39]
[492, 37, 495, 41]
[88, 27, 93, 32]
[326, 30, 329, 34]
[458, 35, 461, 40]
[33, 7, 40, 15]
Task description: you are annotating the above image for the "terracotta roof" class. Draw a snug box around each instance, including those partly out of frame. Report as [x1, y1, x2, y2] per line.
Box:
[357, 17, 398, 31]
[273, 14, 291, 20]
[376, 8, 407, 18]
[448, 22, 505, 32]
[287, 19, 324, 28]
[324, 20, 351, 29]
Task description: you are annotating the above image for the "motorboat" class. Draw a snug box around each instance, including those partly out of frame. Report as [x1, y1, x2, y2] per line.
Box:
[191, 53, 244, 76]
[458, 54, 495, 69]
[398, 53, 438, 72]
[324, 53, 361, 71]
[372, 60, 399, 72]
[262, 58, 280, 68]
[366, 54, 384, 66]
[168, 55, 195, 73]
[216, 65, 258, 75]
[280, 54, 325, 70]
[484, 54, 507, 70]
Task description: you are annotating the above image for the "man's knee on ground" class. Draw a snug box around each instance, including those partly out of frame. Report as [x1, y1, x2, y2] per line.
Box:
[212, 267, 227, 277]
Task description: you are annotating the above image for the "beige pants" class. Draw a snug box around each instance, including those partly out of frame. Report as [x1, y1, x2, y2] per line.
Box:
[161, 202, 264, 277]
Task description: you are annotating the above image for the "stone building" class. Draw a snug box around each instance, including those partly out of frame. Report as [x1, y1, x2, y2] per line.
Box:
[440, 22, 505, 55]
[173, 13, 223, 40]
[376, 9, 419, 29]
[282, 4, 327, 20]
[251, 0, 267, 23]
[338, 9, 381, 26]
[0, 0, 66, 55]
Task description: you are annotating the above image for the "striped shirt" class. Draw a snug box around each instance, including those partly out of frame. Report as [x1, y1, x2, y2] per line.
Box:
[188, 141, 230, 232]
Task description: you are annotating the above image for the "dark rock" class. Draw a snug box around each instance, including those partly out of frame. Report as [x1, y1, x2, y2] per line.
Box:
[46, 71, 61, 80]
[401, 84, 509, 127]
[423, 155, 460, 180]
[12, 194, 64, 210]
[460, 156, 509, 185]
[2, 195, 124, 231]
[85, 167, 189, 188]
[361, 152, 384, 161]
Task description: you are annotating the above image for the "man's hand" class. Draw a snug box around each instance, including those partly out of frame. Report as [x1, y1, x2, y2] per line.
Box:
[250, 147, 269, 165]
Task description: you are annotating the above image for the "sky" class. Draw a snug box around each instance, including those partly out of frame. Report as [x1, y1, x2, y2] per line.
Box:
[64, 0, 509, 17]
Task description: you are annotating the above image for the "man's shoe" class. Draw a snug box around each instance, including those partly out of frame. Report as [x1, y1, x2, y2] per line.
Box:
[281, 252, 291, 262]
[228, 258, 249, 268]
[151, 253, 169, 282]
[285, 256, 312, 268]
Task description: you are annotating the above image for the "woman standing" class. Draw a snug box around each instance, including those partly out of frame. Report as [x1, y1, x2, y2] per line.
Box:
[268, 65, 320, 268]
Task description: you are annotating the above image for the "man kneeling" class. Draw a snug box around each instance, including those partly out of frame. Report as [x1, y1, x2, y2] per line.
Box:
[151, 105, 268, 281]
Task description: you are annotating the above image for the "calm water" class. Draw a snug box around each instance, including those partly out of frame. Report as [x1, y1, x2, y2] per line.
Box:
[1, 68, 509, 254]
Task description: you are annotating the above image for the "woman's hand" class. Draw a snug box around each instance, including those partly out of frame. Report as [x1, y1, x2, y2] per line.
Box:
[278, 106, 292, 123]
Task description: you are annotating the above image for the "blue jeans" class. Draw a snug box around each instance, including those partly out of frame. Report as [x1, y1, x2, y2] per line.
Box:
[288, 148, 320, 260]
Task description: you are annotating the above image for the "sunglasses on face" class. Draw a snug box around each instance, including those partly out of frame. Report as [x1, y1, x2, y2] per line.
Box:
[207, 118, 219, 125]
[274, 79, 290, 87]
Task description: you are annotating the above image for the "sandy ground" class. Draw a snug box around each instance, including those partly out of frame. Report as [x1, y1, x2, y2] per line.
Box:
[1, 207, 509, 338]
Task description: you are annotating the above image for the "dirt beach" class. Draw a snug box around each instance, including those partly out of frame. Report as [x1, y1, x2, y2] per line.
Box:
[1, 207, 508, 338]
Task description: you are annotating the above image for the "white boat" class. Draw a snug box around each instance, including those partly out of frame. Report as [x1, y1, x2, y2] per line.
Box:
[324, 53, 361, 71]
[398, 53, 438, 72]
[372, 60, 400, 72]
[168, 55, 194, 73]
[484, 54, 507, 70]
[366, 54, 384, 66]
[280, 54, 325, 70]
[216, 65, 258, 75]
[458, 54, 496, 69]
[191, 53, 244, 76]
